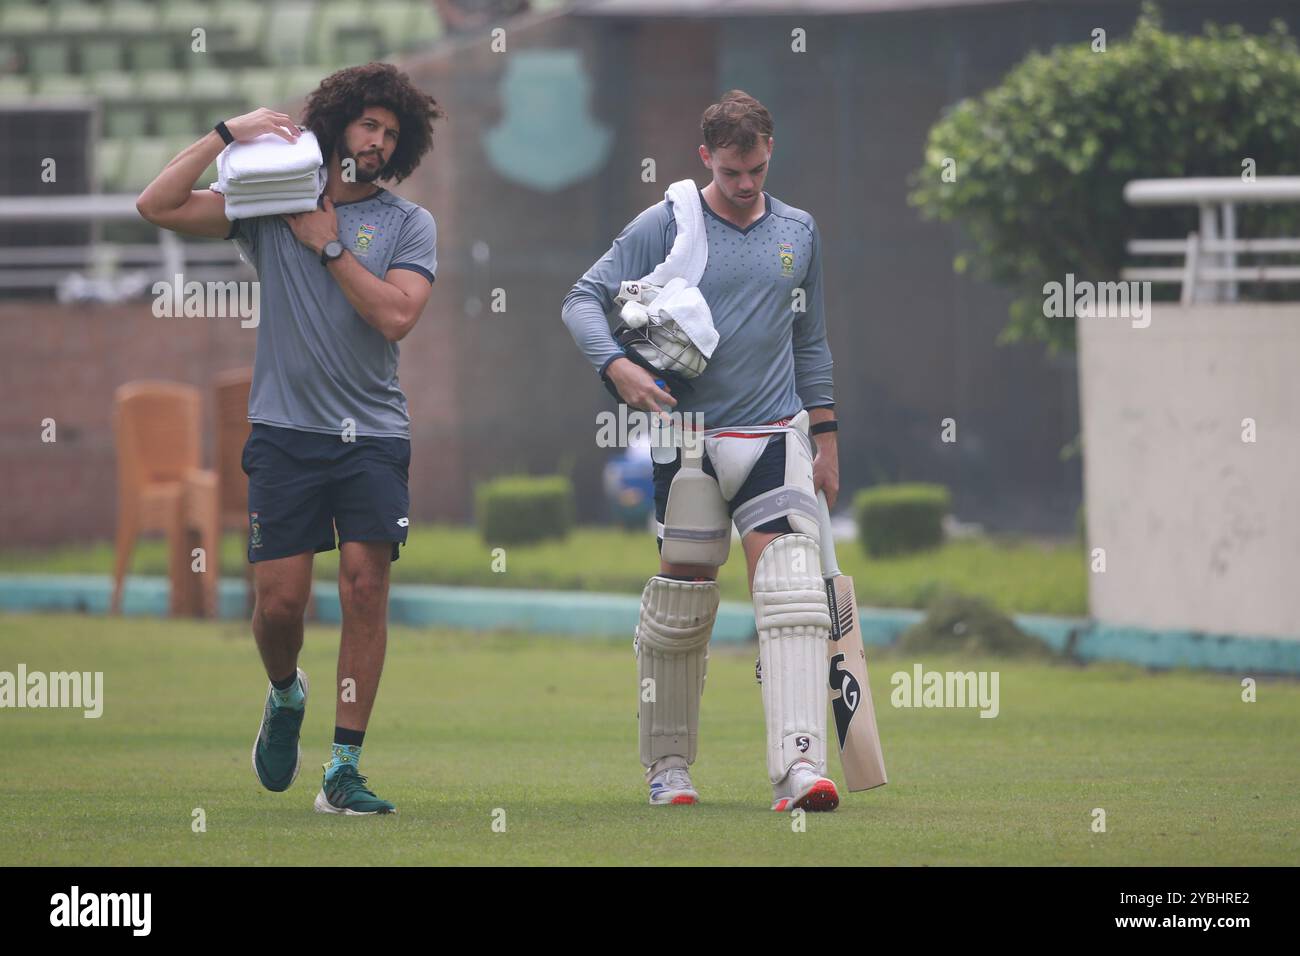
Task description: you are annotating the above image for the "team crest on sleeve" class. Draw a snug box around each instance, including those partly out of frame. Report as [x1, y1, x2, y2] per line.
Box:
[354, 223, 377, 256]
[778, 241, 795, 277]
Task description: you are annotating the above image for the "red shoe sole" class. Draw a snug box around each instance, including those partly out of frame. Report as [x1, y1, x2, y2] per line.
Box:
[795, 779, 840, 812]
[671, 794, 698, 805]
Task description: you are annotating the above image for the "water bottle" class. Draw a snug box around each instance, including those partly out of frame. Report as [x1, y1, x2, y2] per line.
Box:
[651, 378, 677, 464]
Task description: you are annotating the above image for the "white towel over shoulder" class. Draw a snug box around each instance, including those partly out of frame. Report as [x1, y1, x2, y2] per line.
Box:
[218, 129, 323, 186]
[638, 180, 718, 359]
[214, 130, 326, 221]
[645, 180, 708, 287]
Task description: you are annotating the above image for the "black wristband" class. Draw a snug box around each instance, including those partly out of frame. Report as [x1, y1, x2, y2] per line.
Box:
[215, 121, 234, 145]
[810, 420, 839, 436]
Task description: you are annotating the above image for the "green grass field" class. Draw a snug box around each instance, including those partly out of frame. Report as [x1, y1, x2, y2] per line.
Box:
[4, 612, 1297, 866]
[0, 523, 1089, 615]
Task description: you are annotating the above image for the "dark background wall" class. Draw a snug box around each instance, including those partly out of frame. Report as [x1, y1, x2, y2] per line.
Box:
[3, 0, 1297, 545]
[430, 0, 1300, 534]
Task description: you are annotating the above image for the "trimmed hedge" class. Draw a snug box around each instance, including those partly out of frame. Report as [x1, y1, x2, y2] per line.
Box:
[475, 475, 575, 546]
[854, 483, 951, 557]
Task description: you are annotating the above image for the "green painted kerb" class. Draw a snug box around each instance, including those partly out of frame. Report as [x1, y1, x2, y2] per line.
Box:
[1, 575, 1296, 675]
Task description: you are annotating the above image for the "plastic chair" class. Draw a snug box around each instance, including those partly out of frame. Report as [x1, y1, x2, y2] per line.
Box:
[111, 381, 220, 617]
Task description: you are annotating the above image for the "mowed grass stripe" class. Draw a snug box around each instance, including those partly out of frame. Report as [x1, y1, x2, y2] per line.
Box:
[2, 614, 1296, 865]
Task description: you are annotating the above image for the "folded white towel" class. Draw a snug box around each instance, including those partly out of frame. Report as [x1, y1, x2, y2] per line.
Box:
[225, 191, 316, 206]
[212, 164, 326, 221]
[217, 129, 323, 185]
[220, 168, 326, 203]
[637, 180, 717, 358]
[224, 188, 315, 203]
[220, 168, 323, 197]
[221, 193, 321, 222]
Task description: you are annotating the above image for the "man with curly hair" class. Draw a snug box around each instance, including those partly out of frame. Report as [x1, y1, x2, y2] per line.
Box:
[136, 62, 444, 816]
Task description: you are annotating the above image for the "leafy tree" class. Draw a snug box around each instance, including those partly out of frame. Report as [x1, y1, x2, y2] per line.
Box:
[910, 3, 1300, 353]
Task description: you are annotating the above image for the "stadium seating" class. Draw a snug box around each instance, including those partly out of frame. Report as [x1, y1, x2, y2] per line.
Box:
[0, 0, 485, 192]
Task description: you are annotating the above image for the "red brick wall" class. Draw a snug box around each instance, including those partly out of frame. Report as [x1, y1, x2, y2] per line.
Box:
[0, 273, 469, 547]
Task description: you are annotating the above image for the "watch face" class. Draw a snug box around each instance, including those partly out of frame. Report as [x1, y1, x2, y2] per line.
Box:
[324, 241, 342, 259]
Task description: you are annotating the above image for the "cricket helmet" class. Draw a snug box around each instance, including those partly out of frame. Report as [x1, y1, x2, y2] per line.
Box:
[611, 279, 708, 380]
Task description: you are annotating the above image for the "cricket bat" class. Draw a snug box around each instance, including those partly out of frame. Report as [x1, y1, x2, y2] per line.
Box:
[816, 490, 887, 791]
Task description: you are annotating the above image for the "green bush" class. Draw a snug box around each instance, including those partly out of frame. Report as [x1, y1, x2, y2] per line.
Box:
[474, 475, 575, 546]
[898, 591, 1057, 659]
[909, 3, 1300, 354]
[854, 483, 950, 557]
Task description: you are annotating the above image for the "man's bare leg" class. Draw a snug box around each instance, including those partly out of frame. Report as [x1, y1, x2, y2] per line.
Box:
[252, 552, 314, 681]
[336, 540, 392, 733]
[250, 551, 314, 793]
[314, 540, 397, 815]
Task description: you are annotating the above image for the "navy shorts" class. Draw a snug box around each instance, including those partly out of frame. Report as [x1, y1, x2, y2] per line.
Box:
[652, 433, 793, 553]
[241, 423, 410, 563]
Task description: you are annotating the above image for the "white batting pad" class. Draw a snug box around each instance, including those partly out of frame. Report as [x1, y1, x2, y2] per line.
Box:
[634, 576, 720, 773]
[752, 533, 832, 783]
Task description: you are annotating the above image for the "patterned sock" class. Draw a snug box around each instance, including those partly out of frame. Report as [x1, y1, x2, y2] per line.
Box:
[270, 672, 304, 710]
[324, 727, 365, 781]
[324, 743, 362, 781]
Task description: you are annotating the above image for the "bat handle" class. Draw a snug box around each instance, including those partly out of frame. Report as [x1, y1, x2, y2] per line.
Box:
[816, 489, 841, 576]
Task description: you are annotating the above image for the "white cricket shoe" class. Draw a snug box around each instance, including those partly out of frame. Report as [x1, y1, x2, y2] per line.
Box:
[648, 766, 699, 806]
[771, 761, 839, 812]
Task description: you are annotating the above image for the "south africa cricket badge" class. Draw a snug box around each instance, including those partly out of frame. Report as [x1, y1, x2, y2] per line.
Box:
[249, 512, 263, 550]
[354, 223, 377, 257]
[778, 241, 795, 277]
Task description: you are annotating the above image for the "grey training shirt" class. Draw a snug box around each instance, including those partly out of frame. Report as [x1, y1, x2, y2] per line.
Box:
[561, 189, 834, 430]
[226, 188, 437, 439]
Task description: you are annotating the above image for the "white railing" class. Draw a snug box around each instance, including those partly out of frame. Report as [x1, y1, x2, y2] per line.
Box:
[1122, 177, 1300, 305]
[0, 194, 250, 298]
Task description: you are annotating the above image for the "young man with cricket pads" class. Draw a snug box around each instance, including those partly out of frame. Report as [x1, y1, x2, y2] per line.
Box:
[562, 90, 842, 811]
[136, 63, 442, 815]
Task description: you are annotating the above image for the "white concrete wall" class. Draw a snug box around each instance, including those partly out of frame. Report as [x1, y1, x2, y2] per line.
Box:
[1077, 303, 1300, 640]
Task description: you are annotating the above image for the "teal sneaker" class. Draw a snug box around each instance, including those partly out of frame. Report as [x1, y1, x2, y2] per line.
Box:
[251, 668, 309, 792]
[313, 764, 397, 816]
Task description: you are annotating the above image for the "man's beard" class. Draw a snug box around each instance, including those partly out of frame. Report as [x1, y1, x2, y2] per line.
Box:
[339, 143, 386, 183]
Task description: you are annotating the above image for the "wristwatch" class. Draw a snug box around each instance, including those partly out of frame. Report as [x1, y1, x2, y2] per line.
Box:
[320, 240, 343, 265]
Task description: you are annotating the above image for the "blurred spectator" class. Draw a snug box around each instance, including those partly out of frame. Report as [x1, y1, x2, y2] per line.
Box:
[603, 432, 655, 530]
